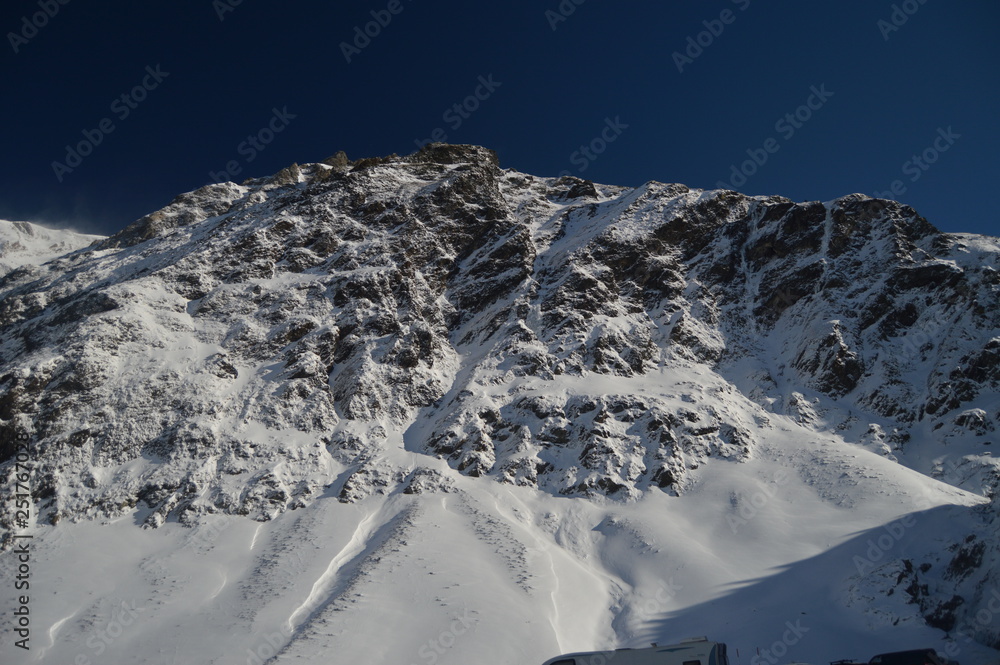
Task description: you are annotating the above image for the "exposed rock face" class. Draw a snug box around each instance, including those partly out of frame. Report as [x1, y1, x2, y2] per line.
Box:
[0, 144, 997, 531]
[854, 494, 1000, 651]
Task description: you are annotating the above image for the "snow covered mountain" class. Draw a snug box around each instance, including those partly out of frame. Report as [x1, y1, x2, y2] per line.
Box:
[0, 219, 101, 276]
[1, 144, 998, 664]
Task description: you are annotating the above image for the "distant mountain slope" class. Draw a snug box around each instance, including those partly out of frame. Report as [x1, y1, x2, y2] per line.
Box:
[0, 145, 997, 662]
[0, 219, 102, 276]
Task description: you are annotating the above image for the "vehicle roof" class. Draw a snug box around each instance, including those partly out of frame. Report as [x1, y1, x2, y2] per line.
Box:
[541, 641, 720, 665]
[868, 649, 941, 665]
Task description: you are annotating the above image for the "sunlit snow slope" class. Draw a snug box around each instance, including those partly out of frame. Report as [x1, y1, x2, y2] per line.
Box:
[0, 219, 101, 275]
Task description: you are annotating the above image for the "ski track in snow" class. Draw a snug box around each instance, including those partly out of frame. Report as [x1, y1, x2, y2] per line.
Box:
[208, 567, 228, 601]
[36, 613, 74, 660]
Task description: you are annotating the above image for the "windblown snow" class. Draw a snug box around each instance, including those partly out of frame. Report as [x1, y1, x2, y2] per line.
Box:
[0, 220, 101, 275]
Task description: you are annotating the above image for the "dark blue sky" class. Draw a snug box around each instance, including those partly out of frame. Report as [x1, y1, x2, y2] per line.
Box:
[2, 0, 997, 237]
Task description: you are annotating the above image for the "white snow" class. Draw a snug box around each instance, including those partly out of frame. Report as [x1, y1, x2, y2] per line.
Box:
[0, 219, 103, 276]
[5, 411, 996, 664]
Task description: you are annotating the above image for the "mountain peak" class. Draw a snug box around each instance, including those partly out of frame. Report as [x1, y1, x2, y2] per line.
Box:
[408, 142, 501, 167]
[2, 149, 999, 660]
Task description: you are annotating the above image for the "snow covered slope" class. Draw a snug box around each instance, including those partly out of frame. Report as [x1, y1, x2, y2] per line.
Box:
[0, 219, 101, 276]
[1, 144, 998, 663]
